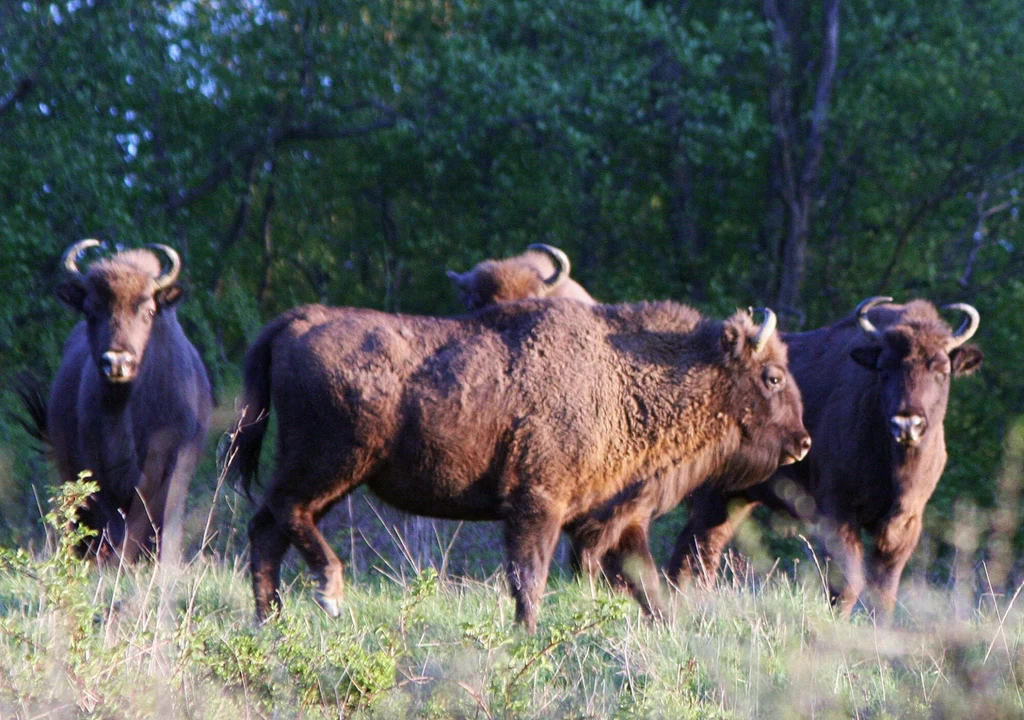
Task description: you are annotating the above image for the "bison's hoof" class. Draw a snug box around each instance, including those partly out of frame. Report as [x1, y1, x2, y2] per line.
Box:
[316, 593, 343, 618]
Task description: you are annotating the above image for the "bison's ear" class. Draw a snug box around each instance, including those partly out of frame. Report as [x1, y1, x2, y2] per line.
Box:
[55, 281, 86, 311]
[155, 284, 184, 309]
[849, 345, 882, 369]
[950, 344, 983, 377]
[720, 322, 743, 359]
[446, 269, 468, 289]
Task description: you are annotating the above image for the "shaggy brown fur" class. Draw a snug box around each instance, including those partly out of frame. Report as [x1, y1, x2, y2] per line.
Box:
[670, 299, 983, 617]
[447, 245, 595, 310]
[44, 244, 212, 564]
[445, 245, 801, 597]
[227, 298, 809, 631]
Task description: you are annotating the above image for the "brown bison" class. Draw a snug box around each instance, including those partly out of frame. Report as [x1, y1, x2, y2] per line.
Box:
[669, 297, 983, 617]
[43, 239, 213, 564]
[447, 244, 596, 310]
[226, 299, 809, 631]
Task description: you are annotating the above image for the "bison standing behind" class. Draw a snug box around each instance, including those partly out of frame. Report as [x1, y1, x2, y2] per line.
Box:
[447, 244, 596, 310]
[227, 298, 809, 631]
[670, 297, 983, 617]
[44, 240, 213, 564]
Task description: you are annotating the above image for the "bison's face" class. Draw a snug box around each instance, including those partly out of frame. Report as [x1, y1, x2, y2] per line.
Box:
[722, 312, 812, 481]
[851, 333, 983, 447]
[56, 246, 184, 385]
[448, 267, 500, 310]
[848, 297, 983, 448]
[750, 360, 812, 467]
[57, 243, 184, 385]
[59, 279, 183, 384]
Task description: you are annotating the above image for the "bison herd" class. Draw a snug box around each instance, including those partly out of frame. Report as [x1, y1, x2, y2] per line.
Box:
[18, 240, 983, 631]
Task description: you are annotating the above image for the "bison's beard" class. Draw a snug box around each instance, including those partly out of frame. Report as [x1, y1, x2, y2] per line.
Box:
[712, 441, 789, 492]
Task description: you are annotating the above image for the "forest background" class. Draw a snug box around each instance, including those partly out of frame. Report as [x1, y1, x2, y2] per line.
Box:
[1, 0, 1023, 589]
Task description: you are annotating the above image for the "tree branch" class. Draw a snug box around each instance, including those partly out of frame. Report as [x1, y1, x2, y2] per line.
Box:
[764, 0, 799, 212]
[800, 0, 840, 191]
[161, 102, 399, 215]
[0, 0, 111, 122]
[769, 0, 842, 314]
[959, 167, 1024, 288]
[877, 134, 1024, 289]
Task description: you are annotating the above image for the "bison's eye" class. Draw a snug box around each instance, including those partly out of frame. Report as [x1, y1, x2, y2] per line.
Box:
[927, 357, 950, 379]
[762, 366, 785, 391]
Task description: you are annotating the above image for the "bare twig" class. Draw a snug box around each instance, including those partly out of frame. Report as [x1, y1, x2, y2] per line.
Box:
[959, 167, 1024, 287]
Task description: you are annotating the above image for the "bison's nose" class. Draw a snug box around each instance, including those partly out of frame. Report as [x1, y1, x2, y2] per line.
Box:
[797, 434, 812, 458]
[100, 351, 136, 382]
[781, 433, 812, 465]
[890, 414, 926, 444]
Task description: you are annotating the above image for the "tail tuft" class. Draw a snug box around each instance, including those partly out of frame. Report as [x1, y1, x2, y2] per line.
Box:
[222, 316, 289, 499]
[10, 372, 49, 450]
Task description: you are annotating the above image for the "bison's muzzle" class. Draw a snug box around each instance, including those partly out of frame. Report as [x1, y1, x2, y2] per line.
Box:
[781, 433, 812, 465]
[889, 413, 926, 445]
[100, 350, 137, 383]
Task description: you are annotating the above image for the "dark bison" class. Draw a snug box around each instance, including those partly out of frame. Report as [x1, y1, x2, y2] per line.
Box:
[226, 299, 809, 631]
[447, 244, 596, 310]
[669, 297, 983, 617]
[43, 239, 213, 564]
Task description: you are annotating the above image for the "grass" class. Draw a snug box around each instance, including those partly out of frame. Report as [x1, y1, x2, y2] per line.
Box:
[1, 480, 1024, 718]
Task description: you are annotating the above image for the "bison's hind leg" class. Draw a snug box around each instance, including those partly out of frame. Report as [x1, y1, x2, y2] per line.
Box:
[249, 505, 290, 622]
[250, 497, 348, 621]
[261, 496, 347, 618]
[250, 439, 378, 620]
[256, 460, 371, 619]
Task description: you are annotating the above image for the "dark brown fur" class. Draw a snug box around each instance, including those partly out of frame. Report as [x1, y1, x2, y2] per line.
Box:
[45, 247, 212, 563]
[669, 300, 983, 617]
[227, 298, 809, 631]
[447, 247, 595, 310]
[445, 246, 812, 599]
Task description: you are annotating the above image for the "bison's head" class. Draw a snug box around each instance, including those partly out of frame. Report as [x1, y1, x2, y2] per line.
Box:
[849, 296, 982, 447]
[719, 308, 812, 484]
[55, 239, 184, 385]
[447, 244, 571, 310]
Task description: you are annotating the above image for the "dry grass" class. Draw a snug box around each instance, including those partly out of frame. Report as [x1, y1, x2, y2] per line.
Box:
[2, 485, 1024, 720]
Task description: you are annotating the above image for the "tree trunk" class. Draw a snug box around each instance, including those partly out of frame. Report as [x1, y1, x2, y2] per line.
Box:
[765, 0, 840, 322]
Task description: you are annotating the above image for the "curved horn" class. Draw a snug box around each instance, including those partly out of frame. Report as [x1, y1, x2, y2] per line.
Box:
[943, 302, 980, 349]
[526, 243, 570, 290]
[855, 296, 893, 340]
[61, 239, 103, 282]
[750, 307, 777, 353]
[147, 244, 181, 291]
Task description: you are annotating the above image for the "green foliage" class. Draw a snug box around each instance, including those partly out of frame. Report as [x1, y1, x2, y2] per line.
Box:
[0, 474, 115, 715]
[2, 558, 1023, 717]
[0, 473, 98, 628]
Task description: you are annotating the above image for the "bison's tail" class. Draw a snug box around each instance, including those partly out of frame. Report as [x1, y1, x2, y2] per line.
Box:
[221, 317, 287, 499]
[10, 372, 49, 449]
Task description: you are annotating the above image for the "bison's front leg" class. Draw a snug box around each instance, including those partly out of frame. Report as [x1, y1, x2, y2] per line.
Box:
[607, 522, 665, 620]
[867, 512, 923, 619]
[139, 437, 202, 567]
[668, 486, 758, 589]
[820, 519, 867, 618]
[504, 509, 563, 634]
[570, 514, 664, 618]
[248, 505, 293, 622]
